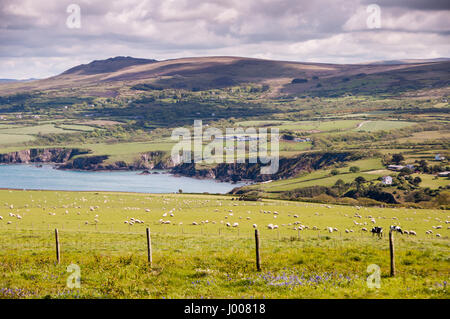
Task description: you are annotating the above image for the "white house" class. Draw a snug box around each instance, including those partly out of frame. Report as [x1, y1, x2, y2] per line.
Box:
[381, 176, 393, 185]
[435, 154, 446, 161]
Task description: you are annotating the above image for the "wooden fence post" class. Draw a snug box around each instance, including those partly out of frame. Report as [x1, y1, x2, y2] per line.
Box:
[255, 229, 261, 271]
[146, 228, 152, 267]
[55, 228, 60, 264]
[389, 229, 395, 277]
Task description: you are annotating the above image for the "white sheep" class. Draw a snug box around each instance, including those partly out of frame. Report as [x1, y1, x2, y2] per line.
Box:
[436, 234, 441, 238]
[409, 231, 416, 236]
[232, 222, 239, 227]
[362, 227, 368, 232]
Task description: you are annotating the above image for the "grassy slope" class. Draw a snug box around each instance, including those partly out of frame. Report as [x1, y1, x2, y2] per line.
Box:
[0, 190, 448, 298]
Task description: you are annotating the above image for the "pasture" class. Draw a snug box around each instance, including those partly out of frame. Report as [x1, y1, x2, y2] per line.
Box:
[0, 189, 448, 299]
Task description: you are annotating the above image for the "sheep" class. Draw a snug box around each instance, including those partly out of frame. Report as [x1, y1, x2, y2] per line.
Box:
[232, 223, 239, 227]
[293, 214, 299, 218]
[327, 227, 334, 233]
[362, 227, 368, 232]
[164, 221, 171, 224]
[409, 231, 417, 236]
[226, 222, 231, 227]
[7, 221, 12, 224]
[273, 225, 278, 229]
[267, 224, 274, 230]
[403, 230, 409, 235]
[246, 217, 251, 220]
[333, 228, 338, 232]
[124, 221, 129, 224]
[145, 209, 150, 212]
[436, 234, 441, 238]
[0, 216, 2, 220]
[192, 222, 198, 225]
[253, 224, 257, 228]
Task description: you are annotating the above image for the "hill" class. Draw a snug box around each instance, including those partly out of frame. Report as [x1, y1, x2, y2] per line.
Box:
[0, 56, 448, 97]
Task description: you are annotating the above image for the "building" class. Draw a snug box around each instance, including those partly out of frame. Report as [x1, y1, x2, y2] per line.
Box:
[388, 165, 404, 171]
[435, 154, 446, 161]
[381, 176, 393, 185]
[438, 171, 450, 177]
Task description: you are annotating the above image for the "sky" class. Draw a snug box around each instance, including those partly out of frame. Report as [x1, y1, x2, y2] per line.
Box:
[0, 0, 449, 79]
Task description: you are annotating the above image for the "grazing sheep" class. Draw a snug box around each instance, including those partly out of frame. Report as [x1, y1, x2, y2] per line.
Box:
[164, 221, 171, 224]
[0, 216, 2, 220]
[267, 224, 274, 230]
[273, 225, 278, 229]
[403, 230, 409, 235]
[226, 222, 231, 227]
[232, 223, 239, 227]
[409, 231, 416, 236]
[362, 227, 368, 232]
[192, 222, 198, 225]
[253, 224, 257, 228]
[436, 234, 441, 238]
[7, 221, 12, 224]
[327, 227, 333, 233]
[333, 228, 338, 232]
[145, 209, 150, 212]
[124, 221, 129, 224]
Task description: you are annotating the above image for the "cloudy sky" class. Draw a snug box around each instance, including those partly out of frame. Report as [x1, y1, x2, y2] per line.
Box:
[1, 0, 449, 79]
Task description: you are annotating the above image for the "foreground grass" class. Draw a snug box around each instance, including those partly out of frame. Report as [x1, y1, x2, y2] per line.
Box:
[0, 190, 448, 299]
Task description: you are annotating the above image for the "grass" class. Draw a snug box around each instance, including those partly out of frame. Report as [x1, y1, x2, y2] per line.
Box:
[354, 121, 415, 132]
[0, 189, 448, 299]
[246, 158, 385, 192]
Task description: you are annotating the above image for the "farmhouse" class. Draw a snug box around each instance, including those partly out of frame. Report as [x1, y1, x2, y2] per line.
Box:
[438, 171, 450, 177]
[294, 137, 311, 142]
[435, 154, 446, 161]
[381, 176, 393, 185]
[388, 165, 404, 171]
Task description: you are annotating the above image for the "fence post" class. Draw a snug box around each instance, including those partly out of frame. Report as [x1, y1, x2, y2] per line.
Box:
[389, 229, 395, 276]
[255, 229, 261, 271]
[55, 228, 60, 264]
[146, 228, 152, 267]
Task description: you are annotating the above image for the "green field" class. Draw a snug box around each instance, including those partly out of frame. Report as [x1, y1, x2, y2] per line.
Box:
[0, 190, 448, 299]
[354, 121, 415, 132]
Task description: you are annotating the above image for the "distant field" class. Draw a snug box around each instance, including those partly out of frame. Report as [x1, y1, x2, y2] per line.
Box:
[0, 190, 447, 299]
[0, 133, 35, 145]
[237, 120, 361, 132]
[247, 158, 385, 192]
[412, 174, 450, 189]
[397, 130, 450, 143]
[354, 121, 415, 132]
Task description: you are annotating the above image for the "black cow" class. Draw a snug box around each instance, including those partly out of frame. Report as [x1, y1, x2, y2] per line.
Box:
[371, 226, 383, 238]
[390, 225, 403, 234]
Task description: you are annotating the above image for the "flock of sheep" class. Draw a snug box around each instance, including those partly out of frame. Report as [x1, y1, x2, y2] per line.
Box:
[1, 198, 449, 240]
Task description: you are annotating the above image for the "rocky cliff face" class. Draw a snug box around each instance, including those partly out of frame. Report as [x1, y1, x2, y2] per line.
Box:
[0, 148, 87, 164]
[170, 151, 366, 182]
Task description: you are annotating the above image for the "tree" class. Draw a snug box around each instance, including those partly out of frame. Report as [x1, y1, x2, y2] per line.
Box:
[391, 153, 405, 165]
[355, 176, 366, 184]
[330, 169, 339, 175]
[412, 176, 422, 186]
[349, 166, 360, 173]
